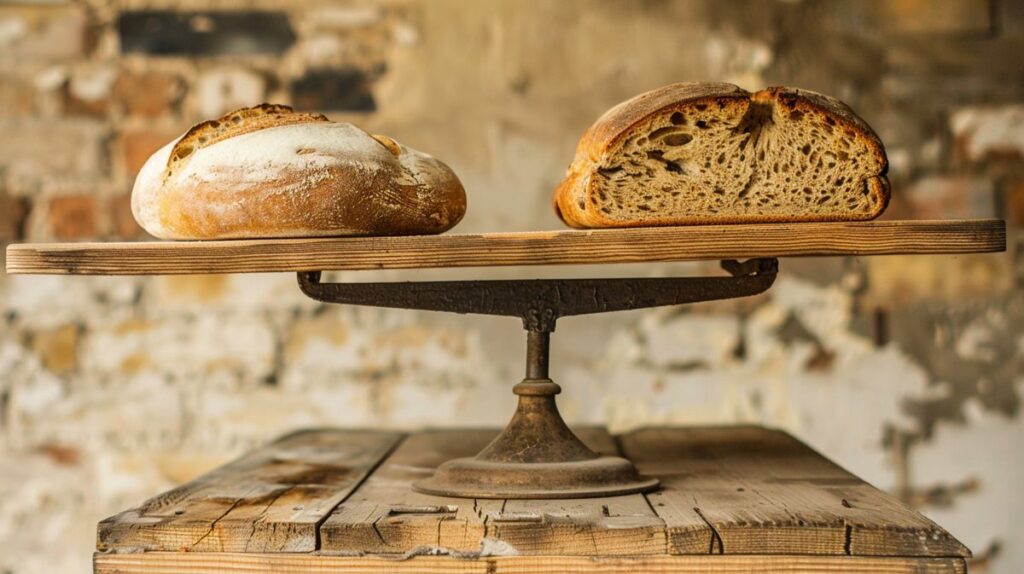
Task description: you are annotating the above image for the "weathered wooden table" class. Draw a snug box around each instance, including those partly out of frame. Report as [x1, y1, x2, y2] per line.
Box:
[95, 426, 969, 573]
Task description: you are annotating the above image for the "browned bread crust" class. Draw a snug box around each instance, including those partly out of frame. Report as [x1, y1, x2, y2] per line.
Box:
[132, 104, 466, 240]
[554, 83, 889, 228]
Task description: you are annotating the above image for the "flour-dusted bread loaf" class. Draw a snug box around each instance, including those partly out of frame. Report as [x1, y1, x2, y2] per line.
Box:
[554, 83, 889, 227]
[132, 104, 466, 240]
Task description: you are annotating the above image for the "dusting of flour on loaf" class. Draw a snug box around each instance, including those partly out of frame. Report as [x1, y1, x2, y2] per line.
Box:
[176, 123, 392, 187]
[131, 136, 180, 239]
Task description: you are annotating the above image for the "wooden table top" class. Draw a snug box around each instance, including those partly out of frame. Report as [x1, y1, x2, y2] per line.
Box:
[7, 219, 1005, 276]
[94, 426, 969, 574]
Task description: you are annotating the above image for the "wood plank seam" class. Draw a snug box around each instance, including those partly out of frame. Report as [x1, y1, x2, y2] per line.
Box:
[319, 433, 408, 551]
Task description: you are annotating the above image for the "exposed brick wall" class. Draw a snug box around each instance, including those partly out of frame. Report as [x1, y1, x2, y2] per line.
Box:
[0, 1, 1022, 573]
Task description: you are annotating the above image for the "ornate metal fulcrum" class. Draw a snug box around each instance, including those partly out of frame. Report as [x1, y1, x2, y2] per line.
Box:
[297, 258, 778, 499]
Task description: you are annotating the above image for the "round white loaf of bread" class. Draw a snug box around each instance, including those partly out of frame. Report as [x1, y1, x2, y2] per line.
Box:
[132, 104, 466, 240]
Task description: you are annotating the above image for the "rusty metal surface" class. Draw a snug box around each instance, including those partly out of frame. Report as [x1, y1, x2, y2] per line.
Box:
[297, 259, 778, 498]
[297, 258, 777, 332]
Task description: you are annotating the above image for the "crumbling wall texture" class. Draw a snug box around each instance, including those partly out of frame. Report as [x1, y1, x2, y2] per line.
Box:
[0, 0, 1021, 572]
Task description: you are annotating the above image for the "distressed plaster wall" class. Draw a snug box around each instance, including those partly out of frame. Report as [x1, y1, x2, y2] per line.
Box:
[0, 1, 1021, 572]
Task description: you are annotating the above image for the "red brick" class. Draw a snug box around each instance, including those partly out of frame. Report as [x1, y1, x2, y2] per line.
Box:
[0, 6, 89, 61]
[1006, 180, 1024, 226]
[109, 194, 143, 239]
[114, 72, 183, 118]
[63, 86, 109, 118]
[48, 195, 97, 240]
[0, 76, 37, 117]
[0, 191, 30, 240]
[951, 105, 1024, 164]
[117, 130, 179, 179]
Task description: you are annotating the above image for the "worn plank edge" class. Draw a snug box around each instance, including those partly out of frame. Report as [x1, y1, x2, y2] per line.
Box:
[94, 552, 967, 573]
[96, 429, 406, 553]
[6, 219, 1006, 275]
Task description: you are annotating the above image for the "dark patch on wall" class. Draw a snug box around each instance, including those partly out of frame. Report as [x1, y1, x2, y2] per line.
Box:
[290, 68, 378, 112]
[885, 295, 1023, 439]
[118, 11, 296, 56]
[775, 312, 836, 372]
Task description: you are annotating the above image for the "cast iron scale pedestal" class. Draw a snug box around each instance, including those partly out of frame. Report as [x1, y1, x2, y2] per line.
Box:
[298, 258, 778, 498]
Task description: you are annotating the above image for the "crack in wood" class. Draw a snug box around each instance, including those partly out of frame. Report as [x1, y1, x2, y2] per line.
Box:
[191, 496, 246, 550]
[693, 506, 724, 555]
[369, 514, 387, 547]
[243, 485, 294, 552]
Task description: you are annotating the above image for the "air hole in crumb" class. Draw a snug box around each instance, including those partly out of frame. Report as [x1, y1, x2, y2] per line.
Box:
[695, 120, 708, 129]
[717, 153, 725, 164]
[801, 144, 811, 155]
[695, 103, 708, 111]
[790, 111, 804, 121]
[648, 127, 678, 140]
[713, 188, 724, 195]
[664, 160, 684, 174]
[663, 133, 693, 146]
[670, 112, 685, 125]
[597, 166, 623, 177]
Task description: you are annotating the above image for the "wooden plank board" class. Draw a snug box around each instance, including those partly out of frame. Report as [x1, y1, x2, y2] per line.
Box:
[319, 429, 494, 554]
[478, 427, 665, 556]
[96, 425, 970, 570]
[619, 426, 970, 558]
[94, 552, 968, 573]
[97, 430, 402, 553]
[6, 219, 1005, 275]
[320, 427, 665, 556]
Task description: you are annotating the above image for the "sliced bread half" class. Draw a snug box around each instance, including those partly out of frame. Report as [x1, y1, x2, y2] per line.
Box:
[554, 83, 889, 227]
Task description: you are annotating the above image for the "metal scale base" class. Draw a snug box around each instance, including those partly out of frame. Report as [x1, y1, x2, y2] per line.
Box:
[298, 258, 778, 499]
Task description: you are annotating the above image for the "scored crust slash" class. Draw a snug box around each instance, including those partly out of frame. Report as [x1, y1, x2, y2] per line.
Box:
[554, 82, 890, 228]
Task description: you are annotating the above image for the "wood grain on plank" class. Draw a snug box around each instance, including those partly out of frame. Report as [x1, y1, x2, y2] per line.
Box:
[620, 426, 970, 558]
[97, 430, 402, 553]
[479, 427, 665, 556]
[320, 427, 665, 556]
[6, 219, 1005, 275]
[93, 552, 968, 574]
[320, 429, 494, 554]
